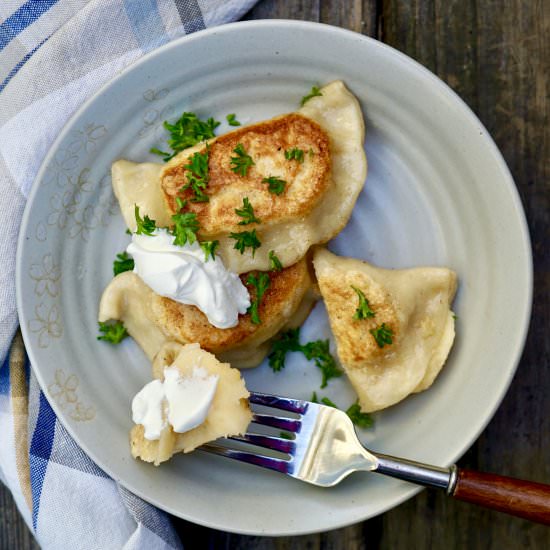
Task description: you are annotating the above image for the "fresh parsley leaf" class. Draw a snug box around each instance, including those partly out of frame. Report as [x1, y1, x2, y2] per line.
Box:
[351, 286, 375, 320]
[229, 229, 261, 256]
[113, 251, 134, 276]
[230, 143, 255, 176]
[300, 85, 323, 106]
[134, 205, 157, 236]
[268, 328, 302, 372]
[171, 200, 200, 246]
[246, 271, 270, 325]
[262, 176, 286, 195]
[284, 147, 305, 163]
[182, 149, 210, 202]
[269, 250, 283, 272]
[370, 323, 394, 348]
[302, 339, 343, 388]
[452, 313, 458, 320]
[279, 431, 293, 440]
[150, 147, 171, 160]
[226, 113, 241, 126]
[199, 240, 219, 262]
[321, 396, 337, 408]
[346, 401, 374, 429]
[268, 329, 341, 388]
[311, 391, 319, 403]
[97, 321, 128, 344]
[235, 197, 261, 225]
[125, 228, 132, 235]
[151, 112, 220, 161]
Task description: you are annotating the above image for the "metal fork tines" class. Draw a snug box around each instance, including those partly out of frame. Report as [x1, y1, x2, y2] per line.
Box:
[201, 391, 313, 475]
[201, 391, 457, 489]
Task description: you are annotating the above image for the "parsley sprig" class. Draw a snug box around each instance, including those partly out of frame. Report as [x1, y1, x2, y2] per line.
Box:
[199, 240, 219, 262]
[134, 205, 156, 235]
[300, 85, 323, 106]
[230, 143, 255, 176]
[262, 176, 286, 195]
[269, 250, 283, 272]
[346, 401, 374, 429]
[352, 286, 375, 320]
[97, 321, 128, 344]
[284, 147, 305, 163]
[246, 272, 270, 324]
[226, 113, 241, 126]
[301, 339, 343, 388]
[151, 112, 219, 161]
[229, 229, 261, 256]
[235, 197, 260, 225]
[182, 149, 210, 202]
[268, 328, 342, 388]
[268, 328, 302, 372]
[113, 251, 134, 276]
[370, 323, 394, 348]
[311, 392, 373, 429]
[171, 198, 200, 246]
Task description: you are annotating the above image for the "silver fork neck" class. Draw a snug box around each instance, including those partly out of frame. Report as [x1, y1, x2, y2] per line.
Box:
[374, 452, 457, 493]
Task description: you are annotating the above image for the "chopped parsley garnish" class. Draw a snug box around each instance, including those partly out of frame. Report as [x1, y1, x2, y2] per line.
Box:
[229, 229, 261, 256]
[171, 199, 200, 246]
[346, 401, 374, 429]
[269, 250, 283, 272]
[226, 113, 241, 126]
[134, 205, 157, 236]
[370, 323, 394, 348]
[262, 176, 286, 195]
[113, 251, 134, 276]
[235, 197, 260, 225]
[352, 286, 375, 320]
[301, 339, 343, 388]
[199, 240, 219, 262]
[321, 396, 337, 408]
[268, 328, 342, 388]
[230, 143, 255, 176]
[311, 393, 374, 429]
[280, 431, 293, 440]
[246, 272, 270, 325]
[268, 328, 302, 372]
[300, 85, 323, 106]
[182, 149, 210, 202]
[151, 112, 219, 161]
[97, 321, 128, 344]
[284, 147, 305, 163]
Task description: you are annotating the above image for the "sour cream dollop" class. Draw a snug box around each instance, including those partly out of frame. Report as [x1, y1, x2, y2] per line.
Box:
[127, 229, 250, 329]
[132, 366, 219, 440]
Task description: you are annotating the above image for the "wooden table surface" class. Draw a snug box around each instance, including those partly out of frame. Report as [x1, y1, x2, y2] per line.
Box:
[1, 0, 548, 548]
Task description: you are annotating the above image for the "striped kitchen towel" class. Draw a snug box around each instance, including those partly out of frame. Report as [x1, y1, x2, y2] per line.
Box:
[0, 1, 257, 548]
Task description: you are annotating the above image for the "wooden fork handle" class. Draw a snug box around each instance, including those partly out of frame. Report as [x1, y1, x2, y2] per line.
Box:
[451, 468, 550, 524]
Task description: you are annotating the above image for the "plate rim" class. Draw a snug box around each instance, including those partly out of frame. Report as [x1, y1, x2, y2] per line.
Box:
[16, 19, 533, 535]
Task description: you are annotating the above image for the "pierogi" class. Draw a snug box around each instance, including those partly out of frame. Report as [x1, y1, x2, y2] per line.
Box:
[111, 80, 366, 273]
[313, 248, 457, 413]
[130, 343, 252, 465]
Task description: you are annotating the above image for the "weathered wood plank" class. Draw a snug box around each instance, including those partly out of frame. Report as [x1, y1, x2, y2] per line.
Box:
[0, 485, 39, 550]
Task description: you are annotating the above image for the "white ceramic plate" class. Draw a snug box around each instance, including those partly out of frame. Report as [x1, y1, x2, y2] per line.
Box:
[16, 21, 532, 535]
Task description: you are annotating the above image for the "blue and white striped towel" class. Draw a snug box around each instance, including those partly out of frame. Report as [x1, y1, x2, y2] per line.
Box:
[0, 1, 257, 548]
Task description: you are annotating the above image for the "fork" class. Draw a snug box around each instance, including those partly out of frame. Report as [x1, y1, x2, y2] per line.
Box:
[202, 391, 550, 525]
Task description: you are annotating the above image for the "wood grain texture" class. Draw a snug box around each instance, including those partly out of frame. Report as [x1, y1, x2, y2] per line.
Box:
[453, 469, 550, 524]
[1, 0, 548, 548]
[0, 486, 39, 550]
